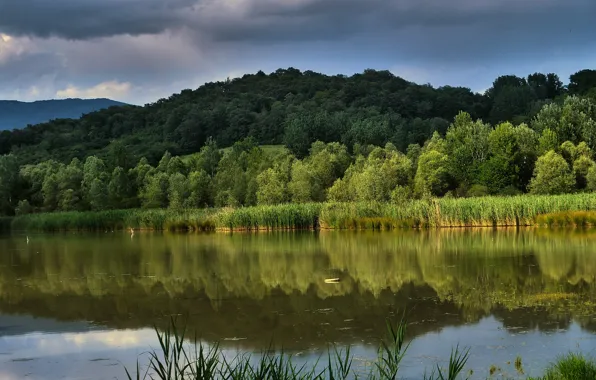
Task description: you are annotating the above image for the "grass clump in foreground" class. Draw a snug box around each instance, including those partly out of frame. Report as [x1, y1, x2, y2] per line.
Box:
[529, 353, 596, 380]
[10, 193, 596, 232]
[124, 316, 471, 380]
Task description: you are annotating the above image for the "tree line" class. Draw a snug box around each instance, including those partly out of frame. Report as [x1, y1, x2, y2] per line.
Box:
[1, 68, 596, 167]
[1, 95, 596, 216]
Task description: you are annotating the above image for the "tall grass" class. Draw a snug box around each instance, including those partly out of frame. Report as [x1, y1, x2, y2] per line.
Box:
[10, 193, 596, 232]
[214, 203, 322, 231]
[124, 316, 471, 380]
[528, 353, 596, 380]
[11, 208, 217, 232]
[535, 211, 596, 228]
[320, 193, 596, 229]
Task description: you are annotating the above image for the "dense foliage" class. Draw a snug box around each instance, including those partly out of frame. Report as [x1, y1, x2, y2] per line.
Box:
[3, 68, 596, 166]
[0, 94, 594, 217]
[1, 68, 596, 216]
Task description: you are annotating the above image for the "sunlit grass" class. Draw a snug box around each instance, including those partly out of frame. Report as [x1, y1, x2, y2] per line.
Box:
[535, 211, 596, 228]
[10, 193, 596, 232]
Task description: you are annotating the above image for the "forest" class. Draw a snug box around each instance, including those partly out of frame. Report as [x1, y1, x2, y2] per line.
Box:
[1, 68, 596, 216]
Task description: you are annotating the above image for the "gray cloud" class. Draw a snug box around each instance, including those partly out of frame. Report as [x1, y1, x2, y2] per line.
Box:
[0, 0, 195, 39]
[1, 0, 593, 66]
[0, 0, 595, 104]
[2, 0, 593, 43]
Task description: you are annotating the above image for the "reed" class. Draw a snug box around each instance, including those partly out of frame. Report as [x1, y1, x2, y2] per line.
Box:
[535, 211, 596, 228]
[213, 203, 322, 231]
[11, 208, 217, 232]
[319, 193, 596, 229]
[528, 353, 596, 380]
[9, 193, 596, 232]
[124, 316, 471, 380]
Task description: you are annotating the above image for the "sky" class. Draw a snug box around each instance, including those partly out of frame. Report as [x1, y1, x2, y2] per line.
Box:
[0, 0, 595, 106]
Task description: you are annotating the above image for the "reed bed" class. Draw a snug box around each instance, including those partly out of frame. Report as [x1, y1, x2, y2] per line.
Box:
[319, 193, 596, 229]
[535, 211, 596, 228]
[11, 209, 217, 232]
[213, 203, 322, 231]
[9, 193, 596, 232]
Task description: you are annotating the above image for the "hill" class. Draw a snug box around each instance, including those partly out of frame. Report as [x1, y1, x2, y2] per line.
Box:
[0, 67, 594, 165]
[0, 98, 128, 131]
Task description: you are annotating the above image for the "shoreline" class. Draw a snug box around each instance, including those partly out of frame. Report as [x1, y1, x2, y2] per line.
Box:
[7, 193, 596, 232]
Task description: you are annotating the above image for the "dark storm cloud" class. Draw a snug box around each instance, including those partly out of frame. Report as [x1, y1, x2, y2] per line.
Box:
[1, 0, 594, 66]
[0, 0, 196, 39]
[2, 0, 593, 42]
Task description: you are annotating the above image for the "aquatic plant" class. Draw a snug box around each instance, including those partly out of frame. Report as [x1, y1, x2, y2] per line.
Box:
[10, 193, 596, 232]
[528, 353, 596, 380]
[123, 316, 471, 380]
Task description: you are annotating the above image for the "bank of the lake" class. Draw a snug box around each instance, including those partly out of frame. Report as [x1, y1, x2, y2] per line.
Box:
[9, 193, 596, 232]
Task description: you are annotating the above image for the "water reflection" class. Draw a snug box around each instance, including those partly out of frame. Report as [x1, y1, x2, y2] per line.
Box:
[1, 229, 596, 378]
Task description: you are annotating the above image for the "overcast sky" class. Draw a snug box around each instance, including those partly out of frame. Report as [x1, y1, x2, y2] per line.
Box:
[0, 0, 594, 105]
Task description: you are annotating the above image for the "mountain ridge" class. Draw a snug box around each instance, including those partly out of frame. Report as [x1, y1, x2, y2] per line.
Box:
[0, 98, 128, 131]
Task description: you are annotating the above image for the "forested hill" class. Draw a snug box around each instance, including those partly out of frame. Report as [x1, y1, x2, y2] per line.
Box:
[2, 67, 596, 165]
[0, 98, 128, 131]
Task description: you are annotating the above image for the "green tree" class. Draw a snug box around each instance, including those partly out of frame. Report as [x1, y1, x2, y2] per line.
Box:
[142, 172, 170, 208]
[191, 137, 221, 176]
[82, 156, 108, 209]
[538, 129, 559, 155]
[108, 167, 133, 208]
[88, 178, 108, 211]
[573, 155, 595, 190]
[569, 69, 596, 95]
[41, 173, 60, 211]
[256, 168, 287, 205]
[0, 154, 19, 214]
[528, 150, 575, 194]
[414, 150, 451, 196]
[288, 160, 318, 203]
[168, 173, 190, 210]
[187, 170, 212, 208]
[107, 140, 131, 170]
[446, 111, 490, 186]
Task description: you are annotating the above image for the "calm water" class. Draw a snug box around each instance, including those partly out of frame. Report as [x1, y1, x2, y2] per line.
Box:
[1, 229, 596, 379]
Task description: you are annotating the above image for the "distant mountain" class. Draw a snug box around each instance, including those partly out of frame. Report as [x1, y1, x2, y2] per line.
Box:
[0, 98, 128, 130]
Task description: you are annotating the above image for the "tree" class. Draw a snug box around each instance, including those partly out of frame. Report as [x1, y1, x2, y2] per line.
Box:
[256, 168, 287, 205]
[168, 173, 190, 210]
[288, 160, 318, 203]
[42, 173, 60, 211]
[82, 156, 108, 209]
[187, 170, 212, 208]
[538, 129, 559, 155]
[283, 116, 311, 158]
[108, 167, 133, 208]
[532, 96, 596, 149]
[445, 111, 490, 186]
[0, 154, 19, 214]
[107, 140, 131, 170]
[88, 178, 108, 211]
[569, 69, 596, 95]
[142, 172, 170, 208]
[573, 155, 595, 190]
[528, 151, 575, 195]
[414, 150, 451, 196]
[191, 137, 221, 177]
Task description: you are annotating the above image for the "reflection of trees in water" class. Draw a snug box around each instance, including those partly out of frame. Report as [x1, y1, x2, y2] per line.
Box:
[0, 229, 596, 348]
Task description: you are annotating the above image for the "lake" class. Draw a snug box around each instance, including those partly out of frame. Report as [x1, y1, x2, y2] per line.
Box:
[1, 229, 596, 379]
